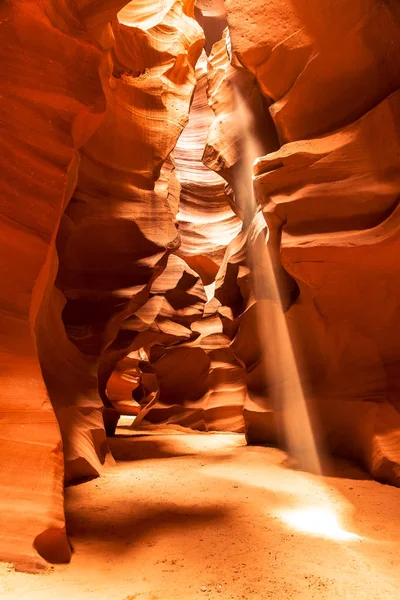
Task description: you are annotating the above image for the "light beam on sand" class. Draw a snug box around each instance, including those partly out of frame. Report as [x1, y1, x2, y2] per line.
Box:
[277, 506, 360, 541]
[228, 90, 372, 542]
[233, 89, 320, 474]
[232, 90, 361, 544]
[198, 457, 361, 542]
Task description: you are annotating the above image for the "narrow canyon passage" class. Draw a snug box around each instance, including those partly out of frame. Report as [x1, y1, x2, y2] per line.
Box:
[1, 428, 399, 600]
[1, 0, 400, 596]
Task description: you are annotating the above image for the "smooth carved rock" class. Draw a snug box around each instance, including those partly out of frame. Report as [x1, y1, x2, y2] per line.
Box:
[0, 0, 116, 571]
[194, 0, 227, 55]
[141, 321, 247, 432]
[37, 285, 110, 486]
[203, 29, 279, 223]
[106, 354, 142, 415]
[2, 0, 400, 576]
[107, 254, 231, 429]
[175, 51, 242, 280]
[52, 0, 204, 465]
[0, 0, 202, 571]
[212, 215, 279, 442]
[199, 1, 400, 483]
[251, 90, 400, 485]
[117, 250, 247, 432]
[226, 0, 400, 142]
[98, 253, 209, 427]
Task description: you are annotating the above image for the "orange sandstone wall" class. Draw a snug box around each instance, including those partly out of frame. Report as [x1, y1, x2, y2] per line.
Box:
[217, 0, 400, 484]
[0, 0, 125, 571]
[1, 0, 400, 575]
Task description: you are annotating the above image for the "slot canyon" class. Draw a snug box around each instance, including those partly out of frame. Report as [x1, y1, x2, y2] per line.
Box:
[1, 0, 400, 598]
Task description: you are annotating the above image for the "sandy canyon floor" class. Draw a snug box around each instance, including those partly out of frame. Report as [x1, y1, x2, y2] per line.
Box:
[1, 426, 399, 600]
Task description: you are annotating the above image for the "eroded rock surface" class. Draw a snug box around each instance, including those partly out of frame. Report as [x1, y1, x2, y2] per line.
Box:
[220, 0, 400, 484]
[175, 50, 242, 280]
[0, 0, 204, 570]
[47, 0, 203, 476]
[0, 0, 116, 571]
[1, 0, 400, 575]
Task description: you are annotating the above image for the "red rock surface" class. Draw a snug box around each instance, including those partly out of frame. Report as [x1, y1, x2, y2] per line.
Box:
[220, 0, 400, 484]
[252, 92, 400, 484]
[226, 0, 400, 141]
[1, 0, 400, 575]
[0, 0, 204, 571]
[0, 0, 118, 571]
[53, 0, 203, 476]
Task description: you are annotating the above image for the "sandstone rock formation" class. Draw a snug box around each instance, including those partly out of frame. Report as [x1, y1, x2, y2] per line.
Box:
[0, 0, 115, 572]
[175, 51, 242, 279]
[52, 0, 204, 473]
[219, 0, 400, 484]
[106, 354, 142, 416]
[0, 0, 204, 571]
[195, 0, 227, 54]
[1, 0, 400, 575]
[225, 0, 400, 142]
[252, 93, 400, 484]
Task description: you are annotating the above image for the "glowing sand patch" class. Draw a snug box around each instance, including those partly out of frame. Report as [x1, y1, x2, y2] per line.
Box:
[173, 433, 244, 453]
[118, 415, 136, 427]
[277, 506, 360, 541]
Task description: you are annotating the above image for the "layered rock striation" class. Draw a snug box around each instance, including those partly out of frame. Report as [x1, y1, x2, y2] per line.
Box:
[1, 0, 400, 575]
[0, 0, 121, 571]
[0, 0, 204, 571]
[216, 0, 400, 484]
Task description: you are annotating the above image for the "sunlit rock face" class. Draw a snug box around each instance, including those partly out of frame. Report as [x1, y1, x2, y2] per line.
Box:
[116, 249, 247, 433]
[253, 94, 400, 485]
[203, 28, 279, 203]
[194, 0, 227, 51]
[226, 0, 400, 142]
[0, 0, 204, 572]
[175, 51, 242, 281]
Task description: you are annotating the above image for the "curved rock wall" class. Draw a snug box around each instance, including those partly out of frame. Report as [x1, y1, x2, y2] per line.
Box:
[219, 0, 400, 484]
[0, 0, 123, 571]
[0, 0, 204, 571]
[175, 51, 242, 279]
[1, 0, 400, 574]
[49, 0, 203, 481]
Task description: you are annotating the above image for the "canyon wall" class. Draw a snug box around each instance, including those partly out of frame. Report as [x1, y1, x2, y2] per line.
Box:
[0, 0, 118, 571]
[218, 0, 400, 484]
[1, 0, 400, 573]
[0, 0, 205, 571]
